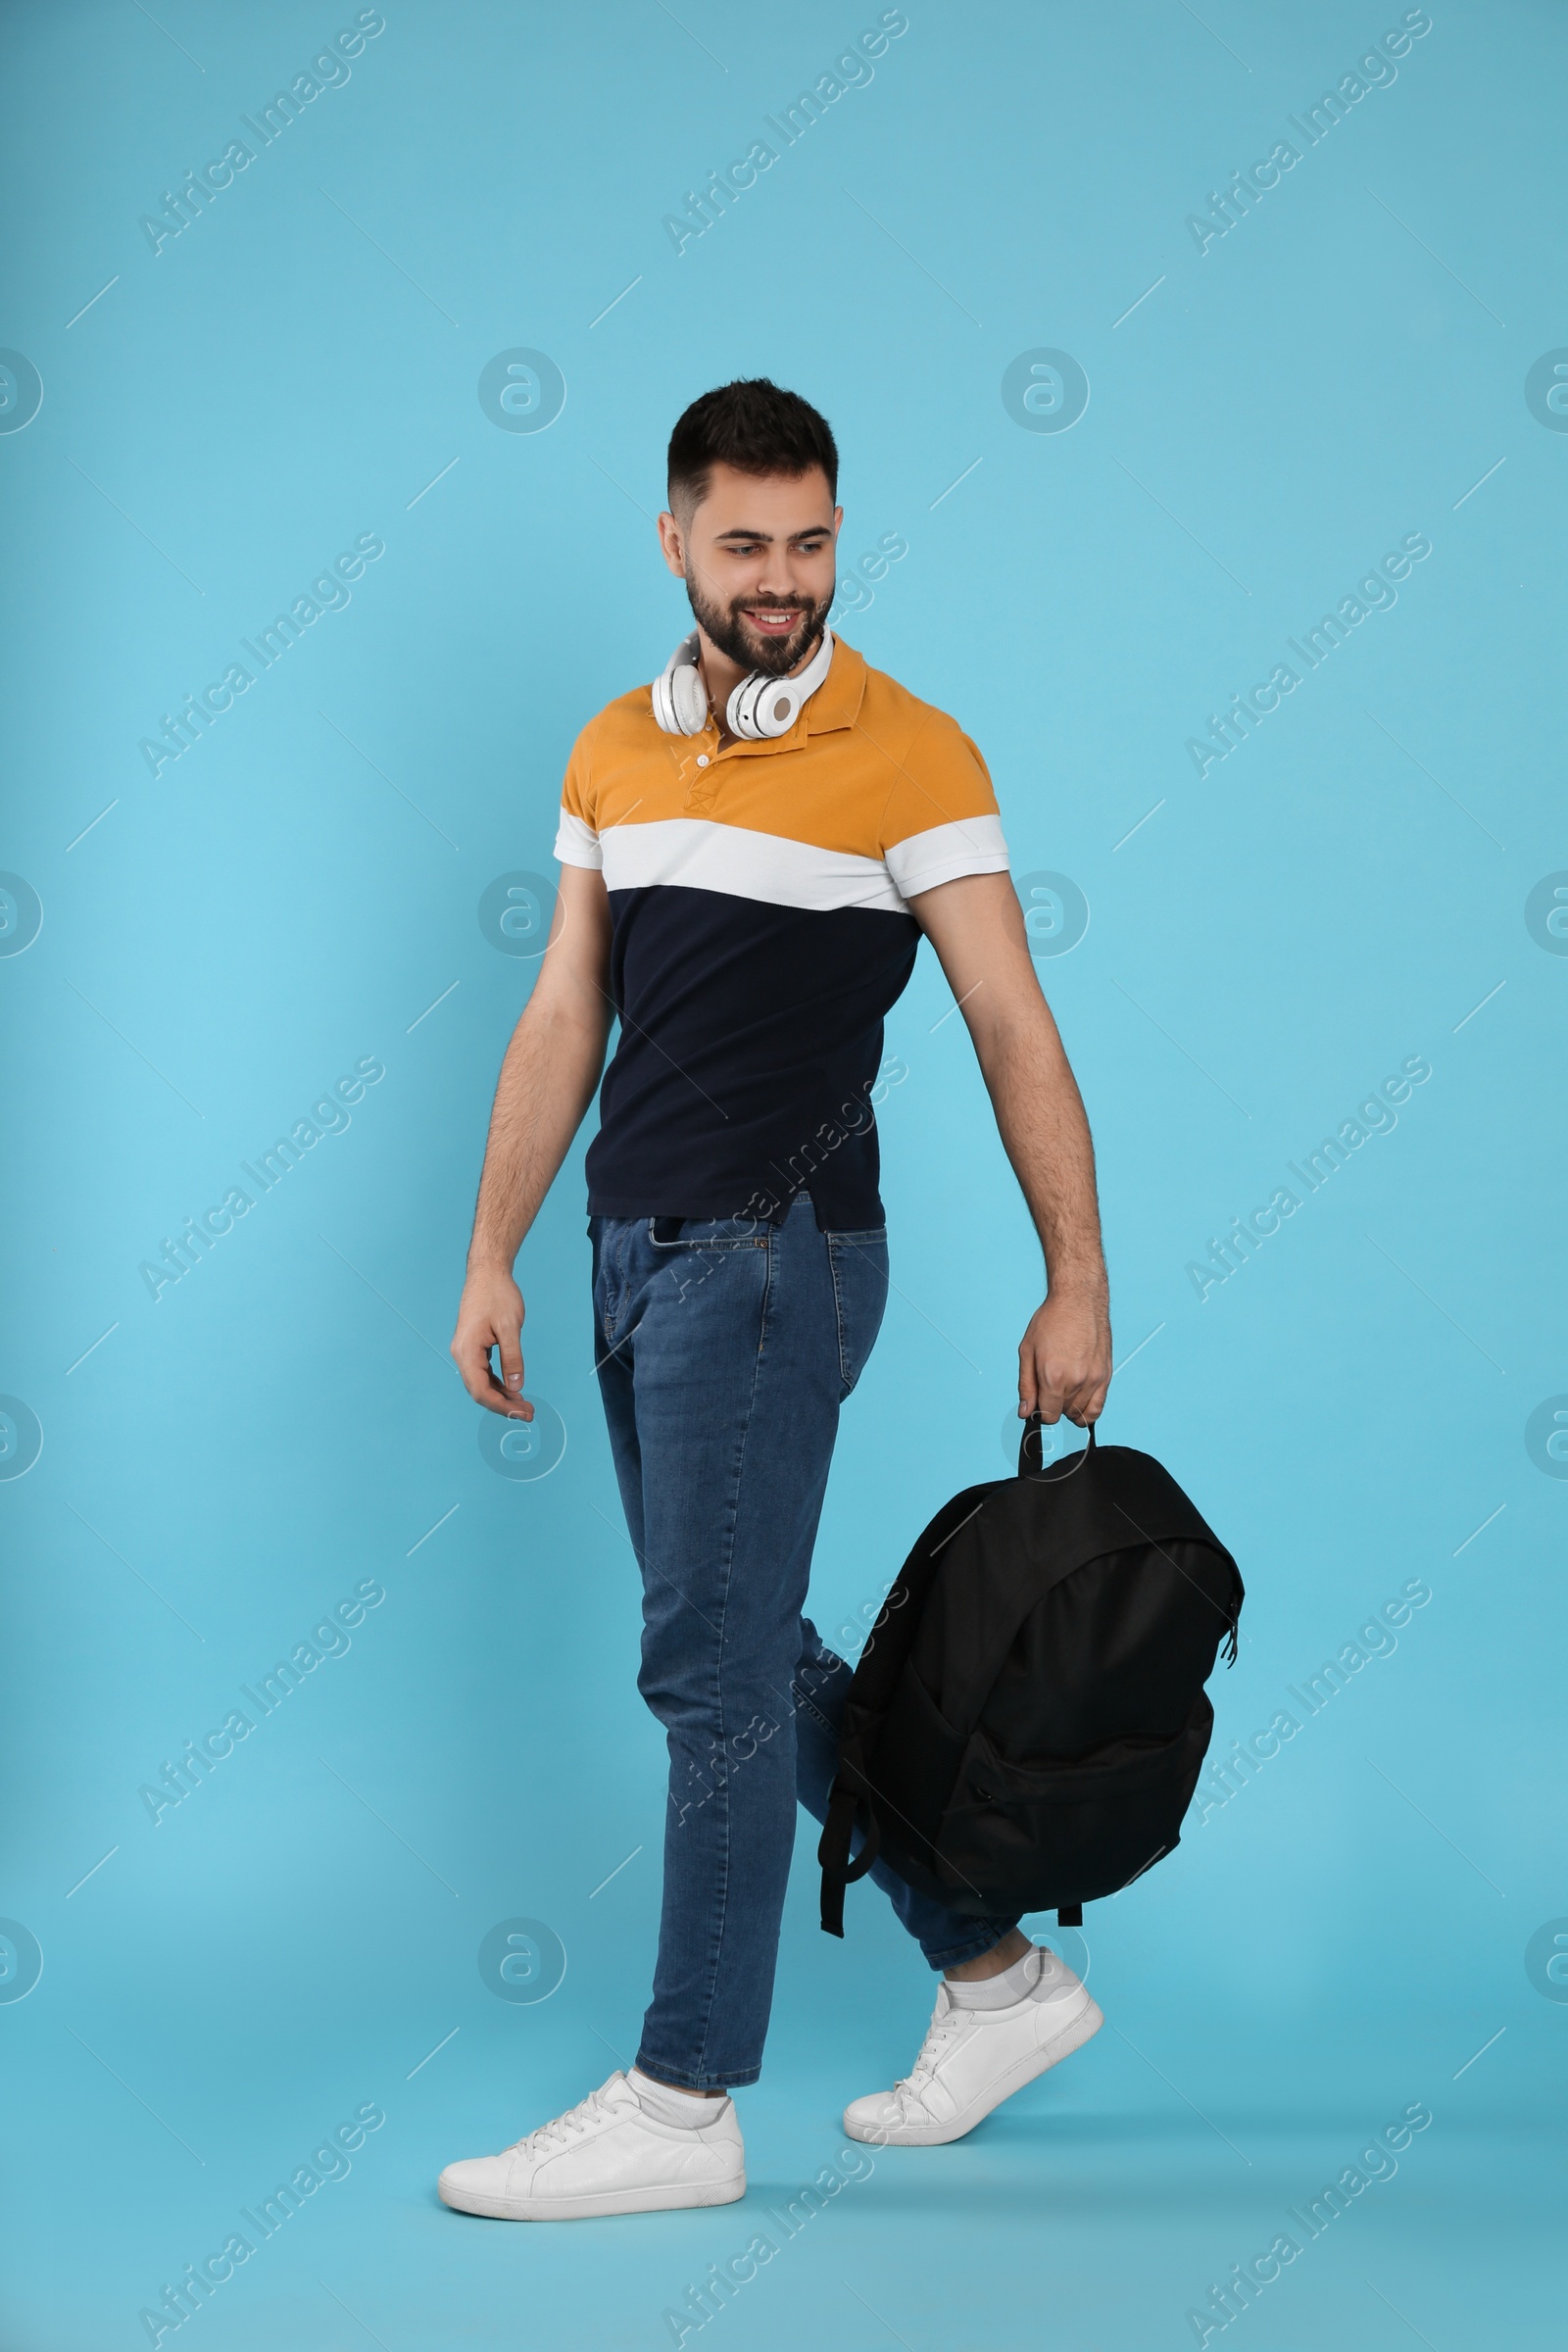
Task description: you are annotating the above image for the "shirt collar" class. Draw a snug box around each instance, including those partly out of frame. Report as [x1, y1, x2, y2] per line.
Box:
[806, 633, 866, 734]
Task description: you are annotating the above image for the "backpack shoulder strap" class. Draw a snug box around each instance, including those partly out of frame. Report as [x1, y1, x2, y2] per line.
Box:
[817, 1479, 998, 1935]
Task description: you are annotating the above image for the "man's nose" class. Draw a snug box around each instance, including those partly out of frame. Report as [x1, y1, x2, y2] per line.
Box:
[753, 552, 800, 600]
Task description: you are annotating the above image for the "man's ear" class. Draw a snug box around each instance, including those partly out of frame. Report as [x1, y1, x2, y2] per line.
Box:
[657, 510, 687, 577]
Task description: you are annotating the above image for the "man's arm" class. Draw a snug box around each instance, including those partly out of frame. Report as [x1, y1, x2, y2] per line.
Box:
[907, 869, 1111, 1428]
[451, 863, 614, 1419]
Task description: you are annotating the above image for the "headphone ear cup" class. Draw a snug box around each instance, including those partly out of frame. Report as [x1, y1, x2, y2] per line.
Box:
[728, 673, 801, 740]
[670, 662, 709, 734]
[725, 675, 759, 738]
[652, 636, 709, 734]
[726, 629, 835, 739]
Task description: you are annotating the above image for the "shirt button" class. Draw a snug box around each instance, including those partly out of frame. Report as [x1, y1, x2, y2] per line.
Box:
[696, 754, 710, 767]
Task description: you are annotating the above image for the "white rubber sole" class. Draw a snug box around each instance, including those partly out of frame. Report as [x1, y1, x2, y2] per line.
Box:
[843, 1993, 1105, 2147]
[438, 2170, 746, 2222]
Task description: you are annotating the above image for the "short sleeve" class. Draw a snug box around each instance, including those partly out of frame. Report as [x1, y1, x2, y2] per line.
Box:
[553, 728, 602, 870]
[878, 713, 1009, 900]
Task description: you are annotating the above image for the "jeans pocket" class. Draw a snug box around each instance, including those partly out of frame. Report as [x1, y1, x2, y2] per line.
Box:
[593, 1218, 635, 1347]
[826, 1228, 889, 1399]
[646, 1216, 768, 1252]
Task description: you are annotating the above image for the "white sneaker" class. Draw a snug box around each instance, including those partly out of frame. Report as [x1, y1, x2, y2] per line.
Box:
[844, 1946, 1103, 2147]
[438, 2072, 745, 2220]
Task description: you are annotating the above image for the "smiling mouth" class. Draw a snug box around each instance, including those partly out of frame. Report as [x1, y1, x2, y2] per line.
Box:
[743, 606, 802, 634]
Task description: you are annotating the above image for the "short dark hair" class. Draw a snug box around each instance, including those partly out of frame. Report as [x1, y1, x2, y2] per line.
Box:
[666, 378, 838, 523]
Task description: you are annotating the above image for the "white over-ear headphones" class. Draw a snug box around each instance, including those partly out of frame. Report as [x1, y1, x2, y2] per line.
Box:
[651, 627, 835, 741]
[651, 630, 710, 735]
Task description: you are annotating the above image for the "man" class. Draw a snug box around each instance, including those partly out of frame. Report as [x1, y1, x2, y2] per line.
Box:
[440, 380, 1112, 2222]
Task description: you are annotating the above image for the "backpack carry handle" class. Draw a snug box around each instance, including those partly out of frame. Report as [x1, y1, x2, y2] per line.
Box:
[1018, 1411, 1098, 1479]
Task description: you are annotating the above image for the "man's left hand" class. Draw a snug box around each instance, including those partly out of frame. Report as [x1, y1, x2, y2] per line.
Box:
[1018, 1290, 1111, 1428]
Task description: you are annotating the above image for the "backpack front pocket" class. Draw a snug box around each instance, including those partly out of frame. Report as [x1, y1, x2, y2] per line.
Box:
[934, 1696, 1215, 1909]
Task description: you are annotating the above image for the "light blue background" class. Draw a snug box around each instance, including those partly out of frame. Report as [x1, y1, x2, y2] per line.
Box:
[1, 3, 1563, 2345]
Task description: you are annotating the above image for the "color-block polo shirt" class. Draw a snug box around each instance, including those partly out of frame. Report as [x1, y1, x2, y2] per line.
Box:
[554, 635, 1008, 1230]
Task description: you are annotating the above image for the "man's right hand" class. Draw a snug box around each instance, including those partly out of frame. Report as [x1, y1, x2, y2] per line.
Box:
[449, 865, 613, 1421]
[451, 1263, 532, 1420]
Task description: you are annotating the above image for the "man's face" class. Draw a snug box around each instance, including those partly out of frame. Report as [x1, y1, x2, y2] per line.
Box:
[659, 463, 842, 676]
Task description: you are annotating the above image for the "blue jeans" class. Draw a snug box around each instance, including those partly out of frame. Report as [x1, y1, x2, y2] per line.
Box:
[591, 1193, 1018, 2088]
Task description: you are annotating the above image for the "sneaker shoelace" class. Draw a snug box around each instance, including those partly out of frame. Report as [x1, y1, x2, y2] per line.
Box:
[508, 2082, 619, 2160]
[894, 1992, 969, 2108]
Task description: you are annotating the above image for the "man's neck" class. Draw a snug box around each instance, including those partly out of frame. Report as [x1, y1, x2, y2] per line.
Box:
[693, 626, 749, 724]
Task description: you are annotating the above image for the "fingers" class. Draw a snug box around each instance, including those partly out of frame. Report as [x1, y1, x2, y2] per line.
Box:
[1060, 1366, 1111, 1428]
[1020, 1340, 1065, 1425]
[1023, 1344, 1111, 1428]
[469, 1343, 533, 1420]
[450, 1323, 490, 1407]
[451, 1310, 531, 1419]
[1023, 1298, 1113, 1432]
[496, 1325, 529, 1417]
[483, 1347, 533, 1420]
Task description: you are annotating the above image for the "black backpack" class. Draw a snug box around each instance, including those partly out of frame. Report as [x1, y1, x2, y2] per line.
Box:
[818, 1417, 1243, 1936]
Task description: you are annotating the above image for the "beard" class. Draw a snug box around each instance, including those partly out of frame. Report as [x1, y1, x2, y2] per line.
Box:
[683, 572, 831, 678]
